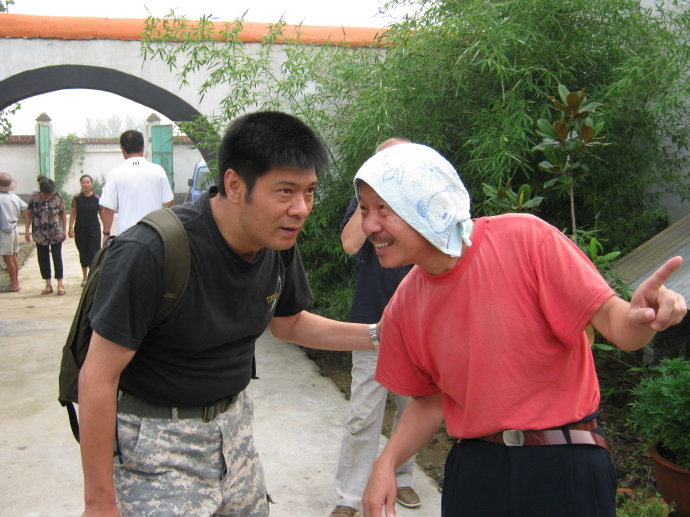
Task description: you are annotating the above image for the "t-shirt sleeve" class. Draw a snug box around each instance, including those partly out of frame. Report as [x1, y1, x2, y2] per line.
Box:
[273, 245, 313, 317]
[534, 226, 615, 347]
[159, 170, 175, 203]
[90, 228, 163, 350]
[99, 178, 117, 211]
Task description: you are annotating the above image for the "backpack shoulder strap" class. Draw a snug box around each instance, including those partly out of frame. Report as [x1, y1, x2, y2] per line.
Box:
[139, 208, 190, 324]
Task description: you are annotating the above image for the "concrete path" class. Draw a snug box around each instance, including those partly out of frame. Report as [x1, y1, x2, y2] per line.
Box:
[0, 236, 441, 516]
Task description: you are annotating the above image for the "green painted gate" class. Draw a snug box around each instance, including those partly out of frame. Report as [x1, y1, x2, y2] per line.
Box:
[38, 123, 52, 179]
[151, 124, 174, 188]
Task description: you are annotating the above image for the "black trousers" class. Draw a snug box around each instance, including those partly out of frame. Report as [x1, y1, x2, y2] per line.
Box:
[74, 229, 100, 268]
[36, 242, 63, 280]
[442, 439, 616, 517]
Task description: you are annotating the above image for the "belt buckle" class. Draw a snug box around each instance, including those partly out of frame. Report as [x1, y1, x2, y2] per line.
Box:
[503, 430, 525, 446]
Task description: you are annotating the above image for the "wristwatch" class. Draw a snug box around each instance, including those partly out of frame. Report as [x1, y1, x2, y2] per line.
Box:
[368, 323, 380, 350]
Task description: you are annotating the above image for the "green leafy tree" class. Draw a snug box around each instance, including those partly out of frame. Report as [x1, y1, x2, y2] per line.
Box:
[533, 85, 614, 244]
[54, 134, 85, 200]
[482, 181, 543, 215]
[140, 0, 690, 317]
[0, 0, 14, 13]
[343, 0, 689, 254]
[0, 103, 20, 143]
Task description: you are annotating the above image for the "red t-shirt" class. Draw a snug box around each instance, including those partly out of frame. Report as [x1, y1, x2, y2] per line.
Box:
[376, 214, 615, 438]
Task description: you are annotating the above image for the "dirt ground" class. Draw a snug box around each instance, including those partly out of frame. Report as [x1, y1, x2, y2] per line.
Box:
[303, 348, 657, 495]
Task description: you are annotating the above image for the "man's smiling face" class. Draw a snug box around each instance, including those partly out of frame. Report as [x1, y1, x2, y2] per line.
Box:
[358, 181, 436, 269]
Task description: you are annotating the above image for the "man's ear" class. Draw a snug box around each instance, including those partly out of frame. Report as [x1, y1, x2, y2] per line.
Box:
[224, 169, 245, 203]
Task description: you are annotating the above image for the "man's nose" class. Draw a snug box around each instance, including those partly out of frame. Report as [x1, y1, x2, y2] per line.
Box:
[288, 195, 311, 218]
[362, 212, 382, 235]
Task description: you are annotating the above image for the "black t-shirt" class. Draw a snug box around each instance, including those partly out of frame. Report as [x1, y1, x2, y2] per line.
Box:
[90, 193, 313, 406]
[72, 193, 101, 232]
[341, 197, 412, 323]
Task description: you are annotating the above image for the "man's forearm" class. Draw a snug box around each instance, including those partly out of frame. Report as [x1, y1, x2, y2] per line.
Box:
[363, 393, 443, 517]
[79, 350, 118, 507]
[376, 393, 443, 469]
[101, 208, 115, 234]
[78, 367, 119, 509]
[270, 311, 373, 351]
[340, 207, 366, 255]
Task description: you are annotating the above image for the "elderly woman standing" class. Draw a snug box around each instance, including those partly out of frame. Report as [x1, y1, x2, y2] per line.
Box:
[25, 176, 67, 295]
[68, 174, 102, 286]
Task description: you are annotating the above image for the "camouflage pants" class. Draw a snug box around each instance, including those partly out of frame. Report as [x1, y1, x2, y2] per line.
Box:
[114, 391, 269, 516]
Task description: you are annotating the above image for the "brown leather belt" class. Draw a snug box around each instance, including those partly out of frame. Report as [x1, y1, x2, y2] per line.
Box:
[474, 420, 609, 451]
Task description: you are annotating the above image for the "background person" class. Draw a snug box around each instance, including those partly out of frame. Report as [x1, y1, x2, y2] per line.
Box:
[355, 143, 687, 517]
[99, 129, 174, 242]
[331, 138, 419, 517]
[69, 174, 103, 286]
[25, 176, 67, 295]
[78, 111, 379, 517]
[0, 172, 28, 293]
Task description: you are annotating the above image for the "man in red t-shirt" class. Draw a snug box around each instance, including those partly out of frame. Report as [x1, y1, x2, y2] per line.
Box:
[354, 143, 687, 517]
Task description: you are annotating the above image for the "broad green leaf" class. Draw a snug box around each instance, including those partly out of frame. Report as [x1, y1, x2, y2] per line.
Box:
[557, 84, 569, 104]
[517, 183, 532, 197]
[579, 101, 603, 113]
[537, 119, 556, 136]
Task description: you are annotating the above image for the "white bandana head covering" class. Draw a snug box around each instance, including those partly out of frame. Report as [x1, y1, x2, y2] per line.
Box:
[354, 143, 472, 257]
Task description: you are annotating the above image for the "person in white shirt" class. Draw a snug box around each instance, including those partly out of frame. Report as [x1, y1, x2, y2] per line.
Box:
[99, 130, 174, 241]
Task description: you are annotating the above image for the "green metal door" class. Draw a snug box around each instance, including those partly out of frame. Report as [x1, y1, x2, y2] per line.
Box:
[38, 124, 52, 179]
[151, 124, 174, 189]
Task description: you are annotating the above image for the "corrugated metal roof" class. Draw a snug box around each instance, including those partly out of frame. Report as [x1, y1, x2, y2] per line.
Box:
[610, 212, 690, 301]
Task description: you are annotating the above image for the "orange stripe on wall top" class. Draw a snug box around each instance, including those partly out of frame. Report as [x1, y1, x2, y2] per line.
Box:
[0, 13, 384, 46]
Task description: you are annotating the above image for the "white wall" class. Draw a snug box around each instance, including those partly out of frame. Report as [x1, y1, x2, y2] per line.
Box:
[60, 141, 205, 199]
[2, 140, 40, 195]
[3, 138, 204, 199]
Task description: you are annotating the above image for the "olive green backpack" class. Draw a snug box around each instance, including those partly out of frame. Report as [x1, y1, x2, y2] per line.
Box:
[58, 208, 190, 442]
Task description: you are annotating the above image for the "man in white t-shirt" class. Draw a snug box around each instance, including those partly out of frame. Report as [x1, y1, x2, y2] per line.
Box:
[99, 130, 174, 240]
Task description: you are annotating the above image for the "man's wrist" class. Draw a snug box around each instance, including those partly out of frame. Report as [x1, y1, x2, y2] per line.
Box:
[102, 231, 111, 235]
[369, 323, 380, 350]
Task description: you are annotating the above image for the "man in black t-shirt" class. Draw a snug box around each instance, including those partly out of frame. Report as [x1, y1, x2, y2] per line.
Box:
[78, 112, 378, 517]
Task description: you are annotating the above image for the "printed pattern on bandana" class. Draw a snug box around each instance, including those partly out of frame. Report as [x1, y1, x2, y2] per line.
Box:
[354, 143, 472, 257]
[114, 391, 269, 516]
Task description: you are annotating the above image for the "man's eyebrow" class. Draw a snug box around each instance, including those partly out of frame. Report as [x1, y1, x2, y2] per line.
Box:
[273, 179, 319, 187]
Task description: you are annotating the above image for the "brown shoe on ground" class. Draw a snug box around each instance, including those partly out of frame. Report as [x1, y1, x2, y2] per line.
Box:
[329, 505, 360, 517]
[396, 486, 421, 508]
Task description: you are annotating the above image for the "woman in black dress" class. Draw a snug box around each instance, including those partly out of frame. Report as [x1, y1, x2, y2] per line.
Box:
[68, 174, 103, 286]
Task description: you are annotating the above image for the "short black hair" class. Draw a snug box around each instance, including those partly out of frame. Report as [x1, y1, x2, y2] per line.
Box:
[38, 178, 56, 194]
[120, 130, 145, 154]
[217, 111, 329, 197]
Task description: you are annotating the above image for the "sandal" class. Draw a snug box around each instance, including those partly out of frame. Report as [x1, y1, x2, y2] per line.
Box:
[57, 288, 66, 296]
[41, 287, 53, 295]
